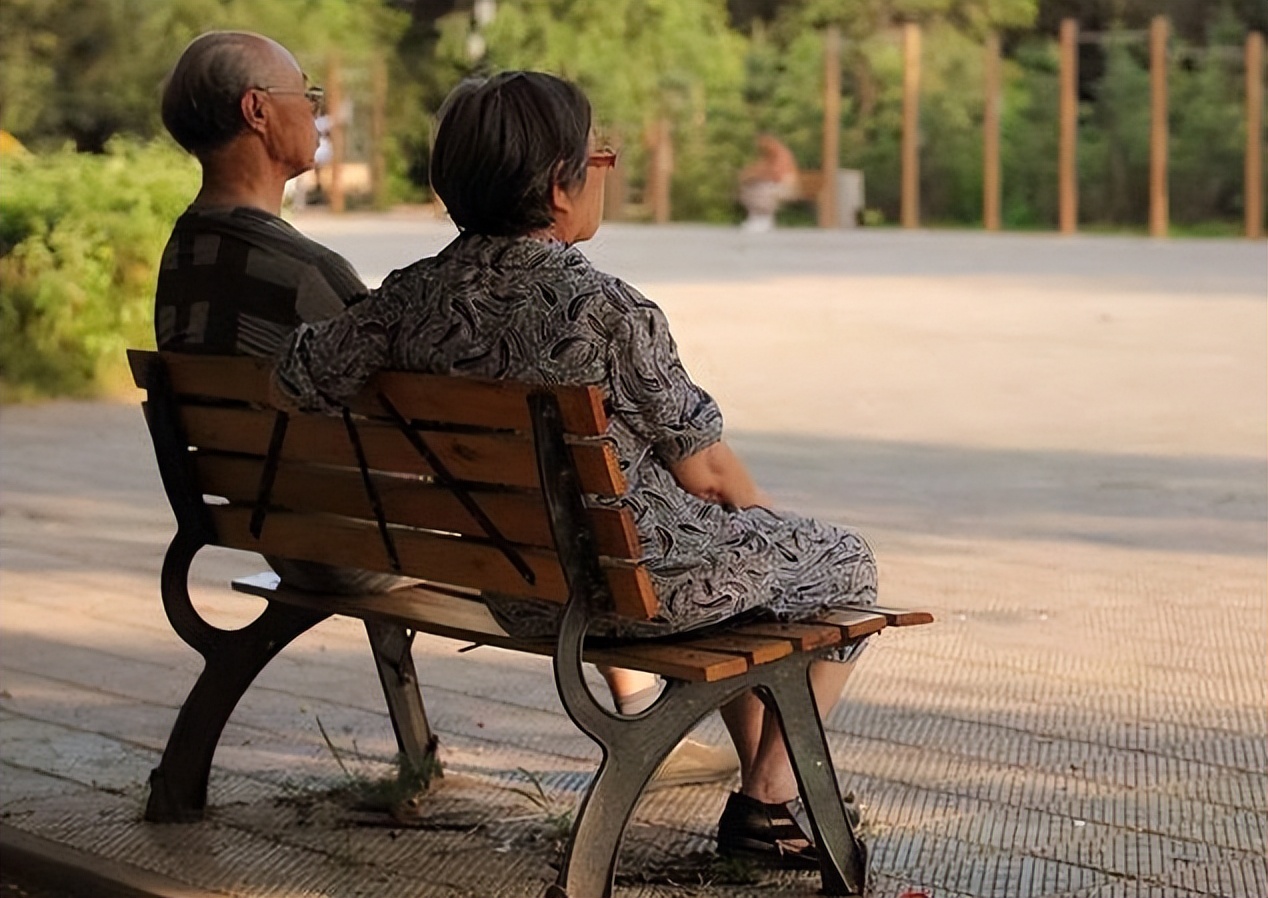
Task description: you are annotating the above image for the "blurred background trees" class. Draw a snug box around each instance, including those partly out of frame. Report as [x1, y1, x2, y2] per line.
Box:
[0, 0, 1263, 397]
[1, 0, 1261, 226]
[0, 0, 405, 151]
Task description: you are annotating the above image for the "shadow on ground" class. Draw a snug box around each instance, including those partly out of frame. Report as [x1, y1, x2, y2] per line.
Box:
[731, 431, 1267, 557]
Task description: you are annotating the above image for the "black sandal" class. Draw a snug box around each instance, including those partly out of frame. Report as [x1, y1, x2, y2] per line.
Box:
[716, 791, 863, 871]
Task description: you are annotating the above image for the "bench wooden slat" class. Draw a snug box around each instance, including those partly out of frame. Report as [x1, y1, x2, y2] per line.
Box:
[684, 634, 794, 665]
[137, 351, 609, 436]
[817, 610, 890, 640]
[866, 606, 936, 627]
[234, 573, 739, 682]
[234, 572, 541, 648]
[731, 621, 844, 651]
[195, 454, 640, 559]
[180, 404, 625, 496]
[585, 643, 751, 683]
[210, 506, 659, 618]
[372, 370, 609, 438]
[231, 574, 930, 685]
[796, 171, 823, 200]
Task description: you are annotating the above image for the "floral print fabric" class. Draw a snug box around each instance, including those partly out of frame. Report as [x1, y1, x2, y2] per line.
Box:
[273, 233, 876, 641]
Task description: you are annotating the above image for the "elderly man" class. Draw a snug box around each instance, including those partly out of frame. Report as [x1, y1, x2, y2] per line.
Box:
[153, 31, 736, 789]
[155, 30, 396, 597]
[156, 31, 355, 361]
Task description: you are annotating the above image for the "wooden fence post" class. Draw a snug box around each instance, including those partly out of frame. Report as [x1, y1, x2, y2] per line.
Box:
[902, 22, 921, 229]
[1058, 19, 1078, 234]
[1149, 16, 1169, 238]
[649, 117, 673, 224]
[820, 25, 841, 228]
[983, 31, 1002, 231]
[326, 54, 345, 214]
[1247, 31, 1264, 239]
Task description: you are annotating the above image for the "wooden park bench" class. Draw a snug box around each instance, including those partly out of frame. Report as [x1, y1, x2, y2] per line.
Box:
[129, 349, 932, 898]
[789, 170, 865, 227]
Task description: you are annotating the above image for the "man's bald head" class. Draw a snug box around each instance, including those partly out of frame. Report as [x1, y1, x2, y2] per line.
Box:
[161, 31, 299, 157]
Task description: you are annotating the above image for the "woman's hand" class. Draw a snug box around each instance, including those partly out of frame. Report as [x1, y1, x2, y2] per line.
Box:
[669, 440, 771, 510]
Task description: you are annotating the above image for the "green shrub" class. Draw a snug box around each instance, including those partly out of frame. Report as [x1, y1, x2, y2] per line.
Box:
[0, 139, 198, 400]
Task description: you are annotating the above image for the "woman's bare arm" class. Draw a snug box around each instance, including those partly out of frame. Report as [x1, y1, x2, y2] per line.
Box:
[669, 440, 771, 509]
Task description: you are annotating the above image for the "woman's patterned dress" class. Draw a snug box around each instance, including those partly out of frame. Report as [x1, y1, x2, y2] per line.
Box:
[274, 234, 876, 646]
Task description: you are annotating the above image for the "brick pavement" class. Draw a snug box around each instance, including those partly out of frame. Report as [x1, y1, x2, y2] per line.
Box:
[1, 223, 1264, 897]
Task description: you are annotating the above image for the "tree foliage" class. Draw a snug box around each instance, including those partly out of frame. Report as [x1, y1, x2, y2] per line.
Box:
[423, 0, 751, 220]
[0, 0, 1260, 226]
[0, 0, 407, 151]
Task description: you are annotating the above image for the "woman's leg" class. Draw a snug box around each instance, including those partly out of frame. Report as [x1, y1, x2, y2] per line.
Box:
[722, 658, 856, 803]
[598, 666, 659, 713]
[599, 665, 740, 789]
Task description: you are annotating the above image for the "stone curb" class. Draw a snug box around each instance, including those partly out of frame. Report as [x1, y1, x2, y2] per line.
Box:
[0, 824, 231, 898]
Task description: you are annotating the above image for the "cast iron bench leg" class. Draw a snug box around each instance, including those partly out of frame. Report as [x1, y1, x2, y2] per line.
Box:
[545, 745, 666, 898]
[364, 619, 440, 781]
[145, 600, 328, 822]
[547, 684, 722, 898]
[763, 658, 868, 896]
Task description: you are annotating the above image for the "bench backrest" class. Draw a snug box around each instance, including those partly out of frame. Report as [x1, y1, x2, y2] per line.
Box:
[129, 350, 658, 621]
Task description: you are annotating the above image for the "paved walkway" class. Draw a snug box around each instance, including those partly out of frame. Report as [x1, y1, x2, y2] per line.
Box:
[1, 221, 1265, 897]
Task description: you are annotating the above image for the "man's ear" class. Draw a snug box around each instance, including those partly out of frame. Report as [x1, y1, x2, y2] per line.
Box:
[240, 89, 269, 135]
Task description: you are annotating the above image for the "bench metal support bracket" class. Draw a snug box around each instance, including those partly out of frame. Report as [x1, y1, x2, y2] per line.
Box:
[530, 392, 868, 898]
[146, 532, 328, 822]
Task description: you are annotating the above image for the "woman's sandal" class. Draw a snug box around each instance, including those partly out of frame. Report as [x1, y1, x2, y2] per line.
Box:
[716, 791, 864, 871]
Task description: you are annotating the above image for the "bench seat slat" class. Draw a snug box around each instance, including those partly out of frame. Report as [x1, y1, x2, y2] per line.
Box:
[233, 573, 742, 682]
[587, 644, 751, 682]
[180, 404, 625, 496]
[682, 634, 794, 665]
[232, 574, 929, 683]
[865, 606, 936, 627]
[731, 621, 844, 651]
[233, 573, 551, 653]
[817, 610, 890, 640]
[210, 506, 658, 618]
[141, 351, 609, 436]
[195, 454, 640, 559]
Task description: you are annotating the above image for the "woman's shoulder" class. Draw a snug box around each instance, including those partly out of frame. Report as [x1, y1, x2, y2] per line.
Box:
[375, 254, 446, 297]
[590, 268, 660, 316]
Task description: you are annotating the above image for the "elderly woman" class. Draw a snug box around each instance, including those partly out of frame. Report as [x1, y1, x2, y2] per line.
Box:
[273, 71, 877, 868]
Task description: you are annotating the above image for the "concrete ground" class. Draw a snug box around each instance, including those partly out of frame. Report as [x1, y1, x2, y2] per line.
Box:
[1, 219, 1264, 898]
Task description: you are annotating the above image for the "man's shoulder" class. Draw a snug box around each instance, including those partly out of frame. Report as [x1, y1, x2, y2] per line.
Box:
[165, 205, 366, 302]
[174, 206, 322, 257]
[155, 205, 369, 357]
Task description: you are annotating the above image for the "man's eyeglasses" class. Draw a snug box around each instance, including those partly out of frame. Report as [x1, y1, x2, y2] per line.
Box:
[255, 84, 326, 116]
[587, 147, 618, 170]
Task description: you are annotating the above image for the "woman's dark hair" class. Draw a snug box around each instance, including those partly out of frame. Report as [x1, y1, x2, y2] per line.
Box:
[430, 71, 591, 236]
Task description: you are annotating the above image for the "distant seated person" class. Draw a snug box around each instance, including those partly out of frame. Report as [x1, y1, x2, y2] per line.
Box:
[288, 113, 332, 210]
[738, 133, 800, 233]
[272, 71, 878, 868]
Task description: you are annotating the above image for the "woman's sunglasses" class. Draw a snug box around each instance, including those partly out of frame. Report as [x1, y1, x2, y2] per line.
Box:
[587, 147, 618, 170]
